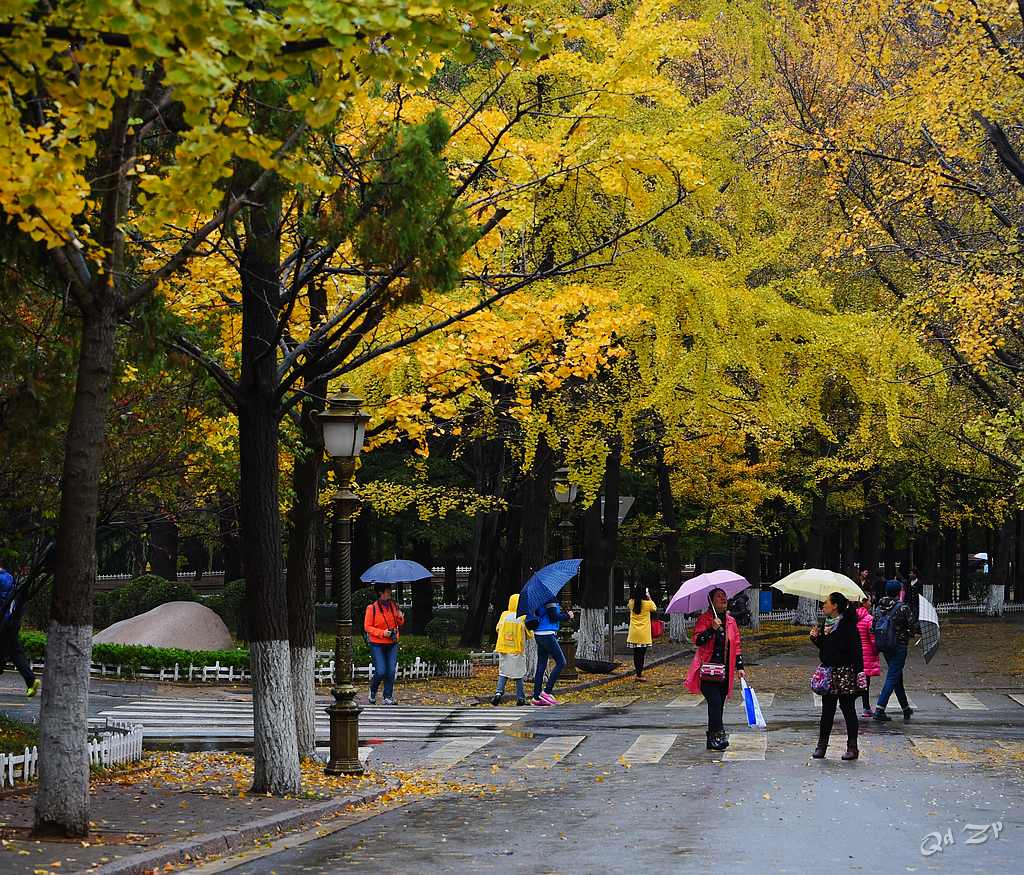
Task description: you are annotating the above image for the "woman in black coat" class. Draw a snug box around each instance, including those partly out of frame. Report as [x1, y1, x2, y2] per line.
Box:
[809, 591, 865, 760]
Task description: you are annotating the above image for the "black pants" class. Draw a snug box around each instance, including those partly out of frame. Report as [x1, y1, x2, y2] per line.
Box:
[632, 647, 647, 677]
[2, 636, 35, 687]
[819, 693, 858, 749]
[701, 680, 727, 734]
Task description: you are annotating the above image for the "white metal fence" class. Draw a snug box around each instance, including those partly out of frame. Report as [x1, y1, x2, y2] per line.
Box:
[0, 720, 143, 789]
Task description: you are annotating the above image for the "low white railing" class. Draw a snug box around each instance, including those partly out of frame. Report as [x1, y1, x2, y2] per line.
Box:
[0, 720, 143, 789]
[28, 655, 472, 685]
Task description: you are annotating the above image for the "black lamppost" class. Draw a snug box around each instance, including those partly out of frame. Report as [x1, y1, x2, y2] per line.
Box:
[552, 467, 579, 679]
[316, 387, 369, 775]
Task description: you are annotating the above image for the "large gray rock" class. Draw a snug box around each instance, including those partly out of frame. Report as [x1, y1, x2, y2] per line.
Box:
[94, 601, 233, 651]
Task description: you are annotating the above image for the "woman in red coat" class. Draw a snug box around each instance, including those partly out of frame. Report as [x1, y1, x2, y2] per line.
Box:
[855, 595, 881, 718]
[685, 588, 744, 751]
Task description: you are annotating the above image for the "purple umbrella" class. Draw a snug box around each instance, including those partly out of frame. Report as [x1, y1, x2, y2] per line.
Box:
[666, 569, 750, 614]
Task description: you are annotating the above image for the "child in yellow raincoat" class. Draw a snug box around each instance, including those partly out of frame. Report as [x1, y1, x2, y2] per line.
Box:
[491, 593, 531, 706]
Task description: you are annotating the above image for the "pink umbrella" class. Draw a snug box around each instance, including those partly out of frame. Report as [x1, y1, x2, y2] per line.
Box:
[666, 569, 750, 614]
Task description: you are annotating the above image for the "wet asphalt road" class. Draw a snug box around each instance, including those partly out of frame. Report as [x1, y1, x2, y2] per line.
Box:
[183, 691, 1024, 874]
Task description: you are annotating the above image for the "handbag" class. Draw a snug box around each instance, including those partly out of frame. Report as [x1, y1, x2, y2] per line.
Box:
[856, 670, 868, 691]
[651, 618, 665, 639]
[699, 662, 727, 681]
[810, 664, 832, 695]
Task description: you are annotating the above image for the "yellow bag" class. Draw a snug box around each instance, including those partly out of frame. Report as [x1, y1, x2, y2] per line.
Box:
[495, 610, 525, 654]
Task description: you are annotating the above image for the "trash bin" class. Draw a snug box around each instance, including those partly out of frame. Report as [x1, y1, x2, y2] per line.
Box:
[759, 590, 772, 614]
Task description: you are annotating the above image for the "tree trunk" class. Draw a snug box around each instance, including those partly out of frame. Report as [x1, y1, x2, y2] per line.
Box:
[796, 597, 818, 626]
[410, 538, 433, 635]
[219, 495, 243, 582]
[807, 492, 827, 567]
[34, 304, 118, 837]
[237, 174, 300, 795]
[443, 556, 459, 604]
[285, 280, 328, 760]
[460, 438, 505, 647]
[859, 480, 881, 577]
[285, 434, 322, 760]
[656, 442, 681, 607]
[577, 607, 606, 659]
[315, 522, 328, 604]
[147, 511, 178, 580]
[577, 446, 620, 660]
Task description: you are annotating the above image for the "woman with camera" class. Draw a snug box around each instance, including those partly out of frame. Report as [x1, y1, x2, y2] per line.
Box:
[364, 583, 405, 705]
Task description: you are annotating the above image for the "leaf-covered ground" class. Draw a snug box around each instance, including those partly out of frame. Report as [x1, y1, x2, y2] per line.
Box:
[0, 714, 37, 755]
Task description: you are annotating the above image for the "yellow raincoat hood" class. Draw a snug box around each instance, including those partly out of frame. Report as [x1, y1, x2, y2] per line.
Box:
[507, 593, 519, 614]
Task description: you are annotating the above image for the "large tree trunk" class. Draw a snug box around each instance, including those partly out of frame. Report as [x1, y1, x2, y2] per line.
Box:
[655, 442, 681, 608]
[219, 495, 243, 582]
[34, 304, 118, 837]
[577, 445, 620, 660]
[238, 175, 300, 795]
[147, 511, 178, 580]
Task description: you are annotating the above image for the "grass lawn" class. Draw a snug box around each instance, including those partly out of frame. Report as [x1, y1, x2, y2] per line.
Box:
[0, 713, 38, 755]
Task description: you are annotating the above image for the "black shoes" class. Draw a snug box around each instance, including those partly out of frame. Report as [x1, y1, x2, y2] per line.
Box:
[842, 747, 859, 761]
[812, 745, 827, 759]
[706, 731, 729, 751]
[873, 708, 892, 722]
[903, 707, 914, 721]
[490, 693, 502, 706]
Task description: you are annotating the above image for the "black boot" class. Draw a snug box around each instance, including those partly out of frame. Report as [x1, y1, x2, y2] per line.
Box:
[812, 743, 827, 759]
[873, 708, 891, 722]
[842, 746, 859, 761]
[902, 707, 914, 721]
[715, 731, 729, 750]
[706, 731, 714, 750]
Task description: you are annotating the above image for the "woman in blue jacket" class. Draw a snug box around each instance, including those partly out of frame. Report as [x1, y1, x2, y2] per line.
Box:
[529, 600, 573, 706]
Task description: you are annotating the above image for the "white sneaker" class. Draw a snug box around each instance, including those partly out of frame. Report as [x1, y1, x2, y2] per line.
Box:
[382, 697, 398, 705]
[367, 696, 377, 705]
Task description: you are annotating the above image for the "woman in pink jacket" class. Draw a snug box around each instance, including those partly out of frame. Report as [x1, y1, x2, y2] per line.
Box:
[856, 595, 881, 718]
[686, 588, 744, 751]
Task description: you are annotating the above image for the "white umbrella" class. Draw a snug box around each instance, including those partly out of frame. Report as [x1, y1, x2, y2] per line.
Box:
[770, 568, 866, 603]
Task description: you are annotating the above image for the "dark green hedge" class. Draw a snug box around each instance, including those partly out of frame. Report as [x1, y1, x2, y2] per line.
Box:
[19, 631, 468, 674]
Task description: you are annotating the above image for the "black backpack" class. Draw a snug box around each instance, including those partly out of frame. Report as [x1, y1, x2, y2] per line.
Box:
[872, 603, 901, 651]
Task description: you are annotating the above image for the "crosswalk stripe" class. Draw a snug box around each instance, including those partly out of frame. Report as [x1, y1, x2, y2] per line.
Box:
[421, 736, 492, 770]
[994, 740, 1024, 755]
[944, 693, 988, 711]
[1008, 694, 1024, 708]
[596, 696, 638, 709]
[514, 736, 586, 769]
[909, 736, 973, 763]
[722, 732, 767, 761]
[621, 733, 676, 765]
[666, 695, 704, 708]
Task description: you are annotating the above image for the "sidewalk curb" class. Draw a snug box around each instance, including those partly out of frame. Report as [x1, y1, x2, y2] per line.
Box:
[83, 782, 392, 875]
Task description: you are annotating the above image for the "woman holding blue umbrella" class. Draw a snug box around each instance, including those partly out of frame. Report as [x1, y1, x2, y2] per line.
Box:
[527, 598, 573, 706]
[364, 583, 405, 705]
[517, 559, 583, 706]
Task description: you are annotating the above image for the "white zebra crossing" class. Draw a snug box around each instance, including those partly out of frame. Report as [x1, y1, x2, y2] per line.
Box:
[421, 736, 493, 771]
[1010, 694, 1024, 708]
[96, 697, 524, 741]
[621, 733, 677, 764]
[721, 732, 767, 761]
[514, 735, 586, 769]
[944, 693, 988, 711]
[666, 695, 704, 708]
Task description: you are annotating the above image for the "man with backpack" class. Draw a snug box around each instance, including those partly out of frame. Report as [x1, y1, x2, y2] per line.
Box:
[871, 578, 919, 721]
[0, 560, 41, 697]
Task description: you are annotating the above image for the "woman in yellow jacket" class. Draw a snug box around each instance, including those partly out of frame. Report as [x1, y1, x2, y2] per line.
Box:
[626, 581, 657, 682]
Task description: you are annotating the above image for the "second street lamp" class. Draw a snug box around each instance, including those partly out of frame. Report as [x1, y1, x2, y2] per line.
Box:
[316, 387, 370, 776]
[552, 467, 579, 680]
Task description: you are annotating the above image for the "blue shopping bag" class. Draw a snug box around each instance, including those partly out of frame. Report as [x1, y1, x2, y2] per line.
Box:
[741, 677, 767, 729]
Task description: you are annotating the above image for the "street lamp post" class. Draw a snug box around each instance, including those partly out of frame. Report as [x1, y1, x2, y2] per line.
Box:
[316, 387, 370, 776]
[552, 467, 579, 680]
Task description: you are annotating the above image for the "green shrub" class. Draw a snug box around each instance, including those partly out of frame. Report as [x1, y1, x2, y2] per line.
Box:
[94, 574, 200, 630]
[203, 579, 248, 640]
[20, 630, 249, 672]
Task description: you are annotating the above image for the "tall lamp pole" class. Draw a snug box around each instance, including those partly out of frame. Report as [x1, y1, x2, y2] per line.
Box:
[316, 387, 369, 776]
[552, 467, 579, 679]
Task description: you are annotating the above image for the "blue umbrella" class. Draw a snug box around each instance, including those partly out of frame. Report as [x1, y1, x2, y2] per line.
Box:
[360, 559, 433, 584]
[516, 559, 583, 618]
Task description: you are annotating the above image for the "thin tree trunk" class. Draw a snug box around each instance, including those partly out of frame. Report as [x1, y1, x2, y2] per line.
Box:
[860, 480, 881, 577]
[147, 511, 178, 580]
[410, 538, 433, 635]
[655, 442, 681, 607]
[34, 304, 118, 837]
[443, 556, 459, 604]
[577, 445, 620, 660]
